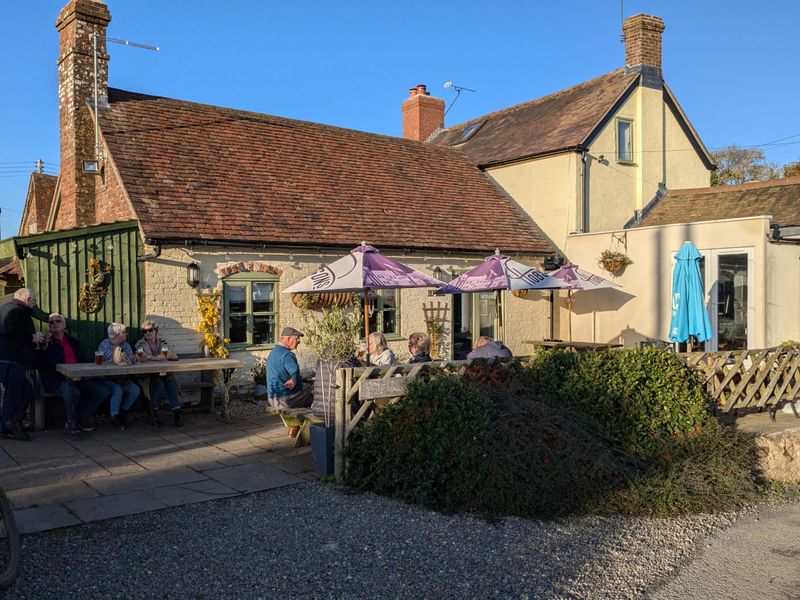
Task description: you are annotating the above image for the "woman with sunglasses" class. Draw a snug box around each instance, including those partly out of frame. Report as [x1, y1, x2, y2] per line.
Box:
[134, 321, 183, 427]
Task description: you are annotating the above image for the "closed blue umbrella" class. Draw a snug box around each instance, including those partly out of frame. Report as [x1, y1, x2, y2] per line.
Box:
[669, 241, 713, 343]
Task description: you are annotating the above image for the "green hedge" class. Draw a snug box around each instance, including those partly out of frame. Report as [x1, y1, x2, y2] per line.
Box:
[345, 348, 766, 518]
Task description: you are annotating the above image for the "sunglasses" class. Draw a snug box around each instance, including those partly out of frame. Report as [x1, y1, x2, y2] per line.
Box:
[49, 320, 62, 325]
[142, 328, 155, 333]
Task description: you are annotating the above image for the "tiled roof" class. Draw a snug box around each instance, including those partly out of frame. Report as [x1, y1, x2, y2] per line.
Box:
[429, 69, 640, 167]
[0, 257, 22, 278]
[97, 89, 554, 255]
[637, 177, 800, 227]
[20, 173, 57, 235]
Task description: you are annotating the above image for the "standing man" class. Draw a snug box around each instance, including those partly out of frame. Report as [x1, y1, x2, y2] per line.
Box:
[267, 327, 312, 412]
[0, 288, 43, 441]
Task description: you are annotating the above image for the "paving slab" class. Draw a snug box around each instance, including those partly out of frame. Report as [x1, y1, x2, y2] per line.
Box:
[13, 504, 82, 534]
[6, 479, 100, 509]
[146, 479, 239, 507]
[84, 465, 209, 495]
[66, 490, 168, 522]
[260, 451, 314, 475]
[204, 462, 303, 493]
[0, 448, 19, 469]
[0, 461, 110, 491]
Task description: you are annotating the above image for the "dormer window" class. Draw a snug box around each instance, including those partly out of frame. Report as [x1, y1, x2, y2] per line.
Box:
[616, 118, 634, 163]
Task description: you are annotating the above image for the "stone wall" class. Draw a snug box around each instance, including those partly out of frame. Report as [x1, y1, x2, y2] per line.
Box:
[143, 247, 551, 395]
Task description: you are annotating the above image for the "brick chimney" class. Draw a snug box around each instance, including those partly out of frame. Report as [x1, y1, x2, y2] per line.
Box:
[402, 84, 445, 142]
[55, 0, 111, 229]
[622, 14, 665, 72]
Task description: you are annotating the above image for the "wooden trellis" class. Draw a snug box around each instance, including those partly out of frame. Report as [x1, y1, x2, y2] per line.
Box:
[683, 345, 800, 413]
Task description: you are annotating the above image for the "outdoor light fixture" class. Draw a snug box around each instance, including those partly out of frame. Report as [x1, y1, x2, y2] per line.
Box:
[186, 262, 200, 288]
[432, 266, 443, 280]
[82, 160, 100, 174]
[106, 239, 114, 252]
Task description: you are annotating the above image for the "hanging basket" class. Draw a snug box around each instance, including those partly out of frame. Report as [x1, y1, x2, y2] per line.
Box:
[511, 289, 529, 298]
[598, 251, 632, 274]
[291, 292, 355, 310]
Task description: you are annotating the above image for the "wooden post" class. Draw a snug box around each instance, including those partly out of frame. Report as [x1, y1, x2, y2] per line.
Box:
[334, 367, 346, 481]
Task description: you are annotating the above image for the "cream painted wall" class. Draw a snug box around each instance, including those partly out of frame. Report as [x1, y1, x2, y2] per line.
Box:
[484, 153, 578, 253]
[484, 82, 710, 257]
[561, 217, 800, 349]
[143, 247, 551, 393]
[585, 85, 710, 234]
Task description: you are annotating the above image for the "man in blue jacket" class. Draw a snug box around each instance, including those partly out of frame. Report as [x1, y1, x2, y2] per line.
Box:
[267, 327, 312, 411]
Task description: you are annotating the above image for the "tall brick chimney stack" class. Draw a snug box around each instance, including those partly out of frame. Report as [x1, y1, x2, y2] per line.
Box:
[55, 0, 111, 229]
[622, 14, 665, 73]
[401, 84, 445, 142]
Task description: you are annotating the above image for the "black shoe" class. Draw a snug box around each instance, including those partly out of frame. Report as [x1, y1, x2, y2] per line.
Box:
[173, 410, 183, 428]
[120, 409, 132, 429]
[2, 419, 30, 441]
[149, 410, 164, 427]
[65, 422, 81, 436]
[77, 416, 96, 432]
[110, 415, 126, 431]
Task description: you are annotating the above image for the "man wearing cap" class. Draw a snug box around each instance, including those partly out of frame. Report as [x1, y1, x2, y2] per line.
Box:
[267, 327, 312, 415]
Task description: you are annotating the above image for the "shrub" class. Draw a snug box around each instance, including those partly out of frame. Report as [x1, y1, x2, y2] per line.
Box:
[344, 350, 768, 518]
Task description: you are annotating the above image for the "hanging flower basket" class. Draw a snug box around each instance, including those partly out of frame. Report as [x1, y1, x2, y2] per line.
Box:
[511, 289, 529, 298]
[598, 250, 632, 274]
[291, 292, 355, 310]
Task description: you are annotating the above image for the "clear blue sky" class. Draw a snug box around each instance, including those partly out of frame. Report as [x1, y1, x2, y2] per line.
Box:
[1, 0, 799, 238]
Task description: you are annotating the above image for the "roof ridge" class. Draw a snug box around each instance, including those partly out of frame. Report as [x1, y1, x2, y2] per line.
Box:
[667, 175, 800, 197]
[441, 68, 630, 131]
[106, 87, 456, 155]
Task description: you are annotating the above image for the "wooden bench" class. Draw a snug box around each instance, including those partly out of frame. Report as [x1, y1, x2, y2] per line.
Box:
[275, 407, 322, 448]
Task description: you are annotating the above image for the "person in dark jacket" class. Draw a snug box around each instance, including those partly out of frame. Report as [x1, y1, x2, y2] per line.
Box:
[407, 332, 432, 364]
[0, 288, 44, 440]
[40, 313, 109, 435]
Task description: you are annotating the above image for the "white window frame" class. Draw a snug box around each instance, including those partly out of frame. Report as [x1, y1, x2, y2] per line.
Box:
[615, 118, 634, 164]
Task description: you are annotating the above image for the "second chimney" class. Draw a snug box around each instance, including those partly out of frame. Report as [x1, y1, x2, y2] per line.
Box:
[401, 84, 445, 142]
[622, 14, 665, 72]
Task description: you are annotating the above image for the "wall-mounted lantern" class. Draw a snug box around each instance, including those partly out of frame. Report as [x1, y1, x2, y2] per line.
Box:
[186, 262, 200, 288]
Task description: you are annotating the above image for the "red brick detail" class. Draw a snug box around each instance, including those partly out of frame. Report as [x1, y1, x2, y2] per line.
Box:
[402, 84, 445, 141]
[55, 0, 111, 229]
[19, 173, 57, 235]
[622, 14, 665, 69]
[218, 262, 284, 278]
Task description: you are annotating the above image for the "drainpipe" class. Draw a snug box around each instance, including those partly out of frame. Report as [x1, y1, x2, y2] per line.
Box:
[579, 151, 588, 233]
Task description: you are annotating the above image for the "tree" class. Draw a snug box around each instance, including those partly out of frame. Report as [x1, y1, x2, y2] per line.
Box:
[710, 145, 781, 186]
[783, 161, 800, 178]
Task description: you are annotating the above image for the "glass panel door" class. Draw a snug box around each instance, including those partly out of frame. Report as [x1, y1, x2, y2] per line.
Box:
[716, 253, 748, 350]
[452, 292, 497, 359]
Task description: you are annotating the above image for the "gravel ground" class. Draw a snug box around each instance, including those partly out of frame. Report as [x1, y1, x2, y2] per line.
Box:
[4, 482, 754, 599]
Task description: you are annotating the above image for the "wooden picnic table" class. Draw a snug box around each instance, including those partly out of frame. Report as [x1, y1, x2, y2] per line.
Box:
[524, 340, 622, 352]
[56, 357, 244, 419]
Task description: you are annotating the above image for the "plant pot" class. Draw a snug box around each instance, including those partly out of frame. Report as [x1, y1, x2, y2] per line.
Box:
[601, 259, 624, 274]
[254, 383, 268, 401]
[310, 424, 335, 476]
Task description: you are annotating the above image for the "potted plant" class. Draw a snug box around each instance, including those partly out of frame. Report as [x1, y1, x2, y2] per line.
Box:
[598, 250, 632, 274]
[425, 320, 444, 359]
[302, 306, 361, 476]
[252, 358, 267, 401]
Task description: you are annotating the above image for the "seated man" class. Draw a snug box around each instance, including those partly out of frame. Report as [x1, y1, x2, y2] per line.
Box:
[466, 335, 513, 360]
[40, 313, 109, 434]
[267, 327, 312, 412]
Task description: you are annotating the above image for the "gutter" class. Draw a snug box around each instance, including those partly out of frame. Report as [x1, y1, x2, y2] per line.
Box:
[141, 237, 553, 259]
[767, 224, 800, 245]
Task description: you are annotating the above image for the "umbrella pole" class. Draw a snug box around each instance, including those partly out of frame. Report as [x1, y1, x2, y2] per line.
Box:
[363, 287, 371, 364]
[567, 290, 573, 343]
[496, 289, 503, 341]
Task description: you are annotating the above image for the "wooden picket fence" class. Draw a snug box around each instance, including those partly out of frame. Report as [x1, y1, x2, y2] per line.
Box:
[683, 345, 800, 414]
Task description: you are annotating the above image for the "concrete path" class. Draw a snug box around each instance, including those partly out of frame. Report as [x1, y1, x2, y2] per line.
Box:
[0, 411, 316, 534]
[651, 503, 800, 600]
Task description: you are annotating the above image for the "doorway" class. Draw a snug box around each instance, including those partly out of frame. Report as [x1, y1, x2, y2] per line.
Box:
[452, 292, 498, 359]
